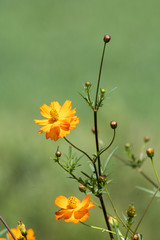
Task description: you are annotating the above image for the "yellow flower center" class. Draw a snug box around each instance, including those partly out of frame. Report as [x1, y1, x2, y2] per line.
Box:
[50, 109, 59, 122]
[68, 196, 78, 209]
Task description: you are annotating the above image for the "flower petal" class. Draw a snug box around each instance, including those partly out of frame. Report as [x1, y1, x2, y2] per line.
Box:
[50, 126, 60, 141]
[34, 119, 50, 125]
[40, 104, 51, 118]
[74, 209, 90, 222]
[50, 101, 61, 112]
[55, 209, 73, 221]
[55, 196, 68, 208]
[60, 100, 72, 115]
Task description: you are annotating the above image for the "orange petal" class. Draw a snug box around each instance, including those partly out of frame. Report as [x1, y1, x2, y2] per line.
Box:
[55, 209, 73, 221]
[39, 124, 52, 133]
[77, 194, 90, 210]
[60, 100, 72, 115]
[50, 126, 60, 141]
[74, 209, 90, 222]
[40, 104, 51, 118]
[50, 101, 61, 112]
[55, 196, 68, 208]
[34, 119, 50, 125]
[70, 117, 79, 129]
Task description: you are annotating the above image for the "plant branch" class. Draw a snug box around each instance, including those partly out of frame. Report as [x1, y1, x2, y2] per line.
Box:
[134, 185, 160, 234]
[0, 216, 16, 240]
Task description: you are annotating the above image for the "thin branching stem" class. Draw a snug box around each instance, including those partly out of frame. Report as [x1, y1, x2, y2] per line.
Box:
[105, 187, 134, 235]
[57, 160, 93, 192]
[80, 221, 117, 235]
[64, 137, 92, 162]
[94, 129, 116, 162]
[98, 195, 114, 239]
[151, 158, 160, 185]
[0, 216, 16, 240]
[64, 137, 99, 184]
[95, 42, 106, 107]
[134, 185, 160, 235]
[115, 154, 159, 189]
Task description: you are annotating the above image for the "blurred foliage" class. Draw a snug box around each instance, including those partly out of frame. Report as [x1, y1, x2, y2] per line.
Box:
[0, 0, 160, 240]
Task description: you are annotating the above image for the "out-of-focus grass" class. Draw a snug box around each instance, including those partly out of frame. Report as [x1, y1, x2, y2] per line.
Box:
[0, 1, 160, 240]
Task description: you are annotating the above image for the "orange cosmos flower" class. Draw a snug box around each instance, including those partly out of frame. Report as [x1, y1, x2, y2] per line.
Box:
[34, 100, 79, 141]
[8, 226, 35, 240]
[55, 194, 96, 224]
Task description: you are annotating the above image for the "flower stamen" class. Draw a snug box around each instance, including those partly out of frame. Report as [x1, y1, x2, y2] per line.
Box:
[68, 196, 78, 209]
[50, 109, 59, 122]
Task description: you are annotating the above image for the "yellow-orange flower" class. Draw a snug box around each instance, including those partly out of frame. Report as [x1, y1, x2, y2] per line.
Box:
[55, 194, 96, 224]
[8, 226, 35, 240]
[34, 100, 79, 141]
[0, 238, 6, 240]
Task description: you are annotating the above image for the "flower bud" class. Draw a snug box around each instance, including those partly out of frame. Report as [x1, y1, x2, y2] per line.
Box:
[85, 81, 91, 87]
[110, 121, 117, 129]
[79, 184, 86, 193]
[126, 204, 136, 218]
[103, 34, 111, 43]
[101, 88, 106, 93]
[146, 148, 154, 158]
[144, 136, 150, 143]
[56, 151, 61, 158]
[125, 143, 131, 150]
[132, 234, 139, 240]
[99, 175, 107, 182]
[91, 127, 95, 133]
[108, 216, 118, 227]
[18, 221, 27, 237]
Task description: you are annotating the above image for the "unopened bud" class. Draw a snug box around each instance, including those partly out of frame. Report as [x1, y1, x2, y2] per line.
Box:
[101, 88, 106, 93]
[108, 216, 118, 227]
[18, 221, 27, 237]
[56, 151, 61, 158]
[92, 127, 95, 133]
[132, 234, 139, 240]
[103, 34, 111, 43]
[85, 81, 91, 87]
[146, 148, 154, 159]
[125, 143, 131, 150]
[79, 184, 86, 193]
[99, 175, 107, 182]
[144, 136, 150, 143]
[110, 121, 117, 129]
[126, 204, 136, 218]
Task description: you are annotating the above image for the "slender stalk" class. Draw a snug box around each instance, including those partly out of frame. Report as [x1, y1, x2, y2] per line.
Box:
[0, 216, 16, 240]
[80, 221, 116, 235]
[95, 42, 106, 107]
[137, 168, 158, 188]
[98, 195, 114, 239]
[64, 137, 93, 162]
[151, 159, 160, 185]
[57, 160, 93, 192]
[134, 185, 160, 234]
[125, 221, 131, 240]
[94, 109, 101, 176]
[94, 129, 116, 162]
[115, 154, 159, 189]
[105, 187, 134, 235]
[64, 137, 99, 184]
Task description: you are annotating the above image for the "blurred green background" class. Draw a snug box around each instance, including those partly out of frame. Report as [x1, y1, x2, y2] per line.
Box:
[0, 0, 160, 239]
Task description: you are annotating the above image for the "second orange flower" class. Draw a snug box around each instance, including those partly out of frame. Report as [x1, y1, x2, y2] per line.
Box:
[34, 100, 79, 141]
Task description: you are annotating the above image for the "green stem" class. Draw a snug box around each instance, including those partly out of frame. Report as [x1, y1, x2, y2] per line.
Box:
[134, 185, 160, 234]
[125, 221, 131, 240]
[57, 160, 93, 192]
[98, 194, 114, 239]
[95, 42, 106, 107]
[0, 216, 16, 240]
[64, 137, 93, 162]
[94, 129, 116, 162]
[151, 159, 160, 185]
[105, 187, 134, 235]
[80, 221, 116, 235]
